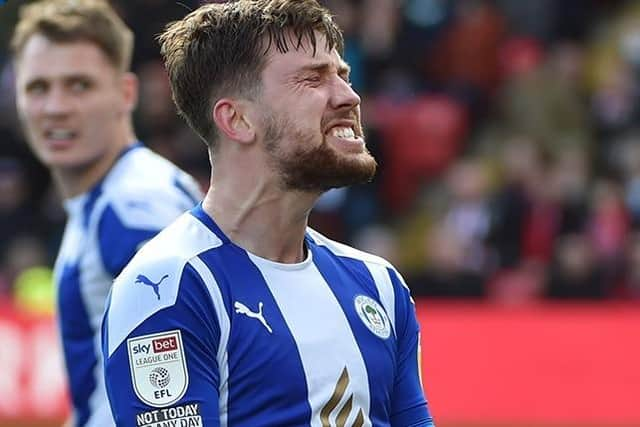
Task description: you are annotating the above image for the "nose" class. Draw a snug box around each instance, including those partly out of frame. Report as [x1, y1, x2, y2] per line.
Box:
[329, 75, 361, 111]
[41, 86, 73, 116]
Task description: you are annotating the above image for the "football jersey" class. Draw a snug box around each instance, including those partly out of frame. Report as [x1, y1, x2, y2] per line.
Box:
[54, 143, 202, 427]
[103, 204, 435, 427]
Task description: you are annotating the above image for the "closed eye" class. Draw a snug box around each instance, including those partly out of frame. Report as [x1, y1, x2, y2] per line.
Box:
[301, 73, 323, 85]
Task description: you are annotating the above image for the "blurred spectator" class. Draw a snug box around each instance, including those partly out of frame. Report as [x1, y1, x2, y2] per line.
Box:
[546, 233, 607, 299]
[405, 158, 491, 297]
[587, 178, 630, 285]
[441, 158, 492, 273]
[551, 147, 591, 235]
[497, 41, 592, 154]
[352, 224, 399, 266]
[619, 232, 640, 298]
[0, 159, 44, 262]
[1, 233, 49, 296]
[486, 136, 543, 268]
[426, 0, 506, 100]
[409, 221, 485, 298]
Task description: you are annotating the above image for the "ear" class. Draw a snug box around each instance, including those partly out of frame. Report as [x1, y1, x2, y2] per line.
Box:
[120, 72, 139, 114]
[212, 98, 255, 144]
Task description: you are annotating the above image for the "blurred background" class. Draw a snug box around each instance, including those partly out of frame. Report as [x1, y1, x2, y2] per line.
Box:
[1, 0, 640, 426]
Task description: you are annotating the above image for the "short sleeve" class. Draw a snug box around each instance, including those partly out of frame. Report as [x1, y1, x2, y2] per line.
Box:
[102, 264, 221, 427]
[388, 268, 435, 427]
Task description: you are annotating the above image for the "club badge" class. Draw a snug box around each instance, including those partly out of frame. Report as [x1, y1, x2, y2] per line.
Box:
[354, 295, 391, 339]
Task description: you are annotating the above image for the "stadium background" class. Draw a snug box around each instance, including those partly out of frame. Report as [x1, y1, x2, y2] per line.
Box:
[1, 0, 639, 426]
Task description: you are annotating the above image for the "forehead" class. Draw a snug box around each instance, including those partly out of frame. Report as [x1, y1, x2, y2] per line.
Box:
[263, 31, 348, 76]
[15, 34, 116, 81]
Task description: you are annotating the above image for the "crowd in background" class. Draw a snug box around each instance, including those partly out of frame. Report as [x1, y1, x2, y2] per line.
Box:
[2, 0, 640, 307]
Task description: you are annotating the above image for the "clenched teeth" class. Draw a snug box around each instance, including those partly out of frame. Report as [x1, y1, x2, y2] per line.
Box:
[330, 126, 356, 139]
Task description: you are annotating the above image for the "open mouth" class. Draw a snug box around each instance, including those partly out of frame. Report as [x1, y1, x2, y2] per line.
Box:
[325, 124, 363, 145]
[45, 128, 77, 140]
[329, 126, 357, 140]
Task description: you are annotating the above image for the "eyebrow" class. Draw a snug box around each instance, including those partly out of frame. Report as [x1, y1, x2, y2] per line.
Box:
[296, 61, 351, 77]
[24, 73, 93, 86]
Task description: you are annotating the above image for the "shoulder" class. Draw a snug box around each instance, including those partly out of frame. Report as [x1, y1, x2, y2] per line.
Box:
[105, 213, 222, 356]
[98, 148, 202, 231]
[103, 146, 201, 200]
[306, 227, 393, 269]
[306, 228, 413, 334]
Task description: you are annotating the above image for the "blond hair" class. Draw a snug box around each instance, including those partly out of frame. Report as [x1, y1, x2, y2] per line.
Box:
[11, 0, 134, 72]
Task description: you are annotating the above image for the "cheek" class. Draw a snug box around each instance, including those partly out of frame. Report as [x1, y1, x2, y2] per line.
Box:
[16, 96, 36, 118]
[83, 95, 121, 120]
[17, 102, 41, 133]
[289, 92, 326, 116]
[294, 105, 324, 133]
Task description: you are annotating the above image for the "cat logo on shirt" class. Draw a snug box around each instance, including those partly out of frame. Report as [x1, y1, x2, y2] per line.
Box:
[127, 330, 189, 407]
[354, 295, 391, 339]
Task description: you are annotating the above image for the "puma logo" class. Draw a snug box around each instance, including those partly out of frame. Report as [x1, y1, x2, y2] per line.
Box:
[135, 274, 169, 300]
[234, 301, 273, 333]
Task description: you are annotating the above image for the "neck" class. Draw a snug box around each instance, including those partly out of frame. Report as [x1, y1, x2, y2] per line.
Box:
[55, 126, 136, 199]
[202, 159, 320, 264]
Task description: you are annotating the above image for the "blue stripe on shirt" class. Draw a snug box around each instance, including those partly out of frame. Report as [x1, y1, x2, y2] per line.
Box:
[57, 262, 96, 427]
[309, 242, 396, 425]
[173, 175, 201, 205]
[197, 245, 313, 425]
[387, 268, 434, 426]
[98, 205, 159, 276]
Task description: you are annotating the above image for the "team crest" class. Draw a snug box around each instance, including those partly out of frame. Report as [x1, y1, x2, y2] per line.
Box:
[127, 330, 188, 407]
[354, 295, 391, 339]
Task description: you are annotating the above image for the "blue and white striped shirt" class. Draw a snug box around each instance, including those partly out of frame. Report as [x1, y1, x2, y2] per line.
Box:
[54, 144, 202, 427]
[103, 204, 434, 427]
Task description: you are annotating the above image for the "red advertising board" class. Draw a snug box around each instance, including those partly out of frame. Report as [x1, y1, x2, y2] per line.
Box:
[418, 301, 640, 426]
[0, 301, 68, 425]
[1, 298, 639, 426]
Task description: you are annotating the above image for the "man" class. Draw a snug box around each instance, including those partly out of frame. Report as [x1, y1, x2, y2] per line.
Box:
[103, 1, 434, 426]
[11, 1, 202, 426]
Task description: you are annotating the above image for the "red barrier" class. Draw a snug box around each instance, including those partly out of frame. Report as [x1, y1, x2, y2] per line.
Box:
[0, 301, 68, 424]
[2, 299, 639, 426]
[417, 301, 640, 426]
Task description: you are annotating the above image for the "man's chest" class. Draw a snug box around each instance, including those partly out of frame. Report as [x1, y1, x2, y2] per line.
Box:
[214, 256, 397, 422]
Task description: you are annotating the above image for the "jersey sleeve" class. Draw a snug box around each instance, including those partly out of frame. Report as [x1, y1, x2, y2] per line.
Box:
[98, 183, 201, 276]
[102, 264, 221, 427]
[388, 267, 435, 427]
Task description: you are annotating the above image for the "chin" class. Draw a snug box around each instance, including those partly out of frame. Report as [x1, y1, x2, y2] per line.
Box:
[44, 153, 93, 171]
[285, 154, 377, 192]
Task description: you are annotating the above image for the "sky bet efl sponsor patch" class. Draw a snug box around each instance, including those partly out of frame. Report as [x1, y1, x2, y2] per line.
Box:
[127, 330, 188, 407]
[136, 403, 202, 427]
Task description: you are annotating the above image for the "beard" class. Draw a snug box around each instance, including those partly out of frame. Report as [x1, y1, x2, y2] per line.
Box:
[263, 111, 377, 192]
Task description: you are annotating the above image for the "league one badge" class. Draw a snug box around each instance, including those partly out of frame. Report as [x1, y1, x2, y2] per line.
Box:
[127, 330, 189, 407]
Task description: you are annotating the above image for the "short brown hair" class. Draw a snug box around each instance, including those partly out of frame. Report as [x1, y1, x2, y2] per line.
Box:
[11, 0, 134, 72]
[158, 0, 344, 148]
